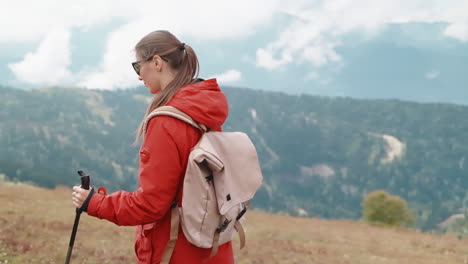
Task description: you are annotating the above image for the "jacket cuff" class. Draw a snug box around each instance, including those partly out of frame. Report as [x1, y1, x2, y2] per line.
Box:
[87, 192, 105, 217]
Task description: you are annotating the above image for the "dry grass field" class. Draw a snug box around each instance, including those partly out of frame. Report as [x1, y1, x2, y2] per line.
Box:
[1, 182, 468, 264]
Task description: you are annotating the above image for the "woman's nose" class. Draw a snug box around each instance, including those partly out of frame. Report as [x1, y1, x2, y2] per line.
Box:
[138, 76, 143, 81]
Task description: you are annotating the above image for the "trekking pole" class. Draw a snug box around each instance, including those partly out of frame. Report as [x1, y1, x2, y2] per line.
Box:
[64, 170, 90, 264]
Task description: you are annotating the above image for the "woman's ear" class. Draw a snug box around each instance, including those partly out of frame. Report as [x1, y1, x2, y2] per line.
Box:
[152, 55, 163, 72]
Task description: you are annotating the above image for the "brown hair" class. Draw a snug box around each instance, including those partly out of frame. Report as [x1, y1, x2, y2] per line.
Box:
[133, 30, 200, 144]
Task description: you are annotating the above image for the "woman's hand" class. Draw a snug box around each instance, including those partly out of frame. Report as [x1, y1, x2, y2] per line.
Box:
[72, 186, 93, 209]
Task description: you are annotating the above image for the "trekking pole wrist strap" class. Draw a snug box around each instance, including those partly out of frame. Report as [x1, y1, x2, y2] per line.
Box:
[79, 187, 95, 213]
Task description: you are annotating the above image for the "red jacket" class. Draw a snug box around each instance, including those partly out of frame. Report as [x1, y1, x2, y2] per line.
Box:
[87, 79, 234, 264]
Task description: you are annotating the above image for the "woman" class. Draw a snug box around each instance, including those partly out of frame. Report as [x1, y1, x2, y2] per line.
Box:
[72, 30, 234, 264]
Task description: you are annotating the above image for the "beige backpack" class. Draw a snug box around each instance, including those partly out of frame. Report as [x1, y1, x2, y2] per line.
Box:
[143, 106, 263, 263]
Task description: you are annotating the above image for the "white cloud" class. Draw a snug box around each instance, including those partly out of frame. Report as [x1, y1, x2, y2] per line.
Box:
[3, 0, 281, 89]
[75, 0, 283, 89]
[0, 0, 280, 43]
[444, 21, 468, 42]
[8, 28, 73, 85]
[302, 42, 342, 67]
[256, 48, 292, 70]
[78, 21, 145, 90]
[3, 0, 468, 89]
[0, 0, 118, 43]
[425, 70, 440, 80]
[256, 0, 468, 71]
[211, 69, 242, 84]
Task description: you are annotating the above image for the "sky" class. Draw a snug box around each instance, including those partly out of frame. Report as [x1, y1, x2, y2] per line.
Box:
[1, 0, 468, 104]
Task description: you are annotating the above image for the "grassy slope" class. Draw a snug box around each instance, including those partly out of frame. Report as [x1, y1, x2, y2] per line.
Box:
[1, 182, 468, 264]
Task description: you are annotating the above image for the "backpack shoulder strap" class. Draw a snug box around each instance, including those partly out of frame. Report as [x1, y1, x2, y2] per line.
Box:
[144, 105, 207, 134]
[160, 206, 180, 264]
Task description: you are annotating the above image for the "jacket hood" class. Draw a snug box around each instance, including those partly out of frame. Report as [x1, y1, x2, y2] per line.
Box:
[167, 78, 228, 131]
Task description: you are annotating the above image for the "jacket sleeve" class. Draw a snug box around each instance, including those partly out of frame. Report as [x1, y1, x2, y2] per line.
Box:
[87, 116, 198, 226]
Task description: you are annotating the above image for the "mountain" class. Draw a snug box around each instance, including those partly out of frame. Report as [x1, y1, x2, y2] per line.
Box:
[1, 84, 468, 230]
[2, 182, 468, 264]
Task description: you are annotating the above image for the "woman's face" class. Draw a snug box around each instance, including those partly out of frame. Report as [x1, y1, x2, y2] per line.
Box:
[136, 55, 163, 94]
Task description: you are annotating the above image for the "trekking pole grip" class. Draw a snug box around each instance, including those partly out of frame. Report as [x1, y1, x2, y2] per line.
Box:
[77, 170, 90, 190]
[76, 170, 90, 214]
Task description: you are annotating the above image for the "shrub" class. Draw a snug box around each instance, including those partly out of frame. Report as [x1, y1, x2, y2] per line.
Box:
[363, 190, 414, 227]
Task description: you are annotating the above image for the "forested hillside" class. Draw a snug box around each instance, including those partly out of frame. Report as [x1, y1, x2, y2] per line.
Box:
[1, 84, 467, 229]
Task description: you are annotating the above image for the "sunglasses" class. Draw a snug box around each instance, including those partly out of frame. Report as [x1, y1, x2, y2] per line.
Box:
[131, 56, 169, 75]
